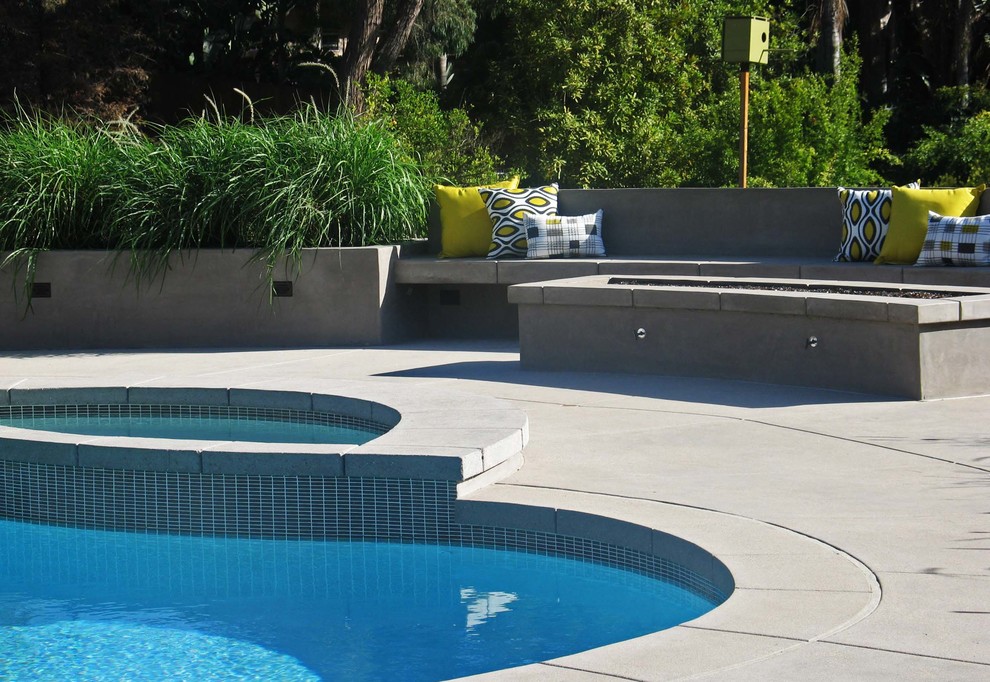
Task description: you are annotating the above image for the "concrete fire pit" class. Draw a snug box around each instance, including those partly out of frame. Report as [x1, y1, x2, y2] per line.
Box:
[508, 275, 990, 399]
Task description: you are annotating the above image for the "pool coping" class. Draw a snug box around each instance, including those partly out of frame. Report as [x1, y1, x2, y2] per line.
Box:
[0, 379, 528, 491]
[454, 485, 881, 681]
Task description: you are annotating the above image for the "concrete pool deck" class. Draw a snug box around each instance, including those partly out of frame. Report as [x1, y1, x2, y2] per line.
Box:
[0, 342, 986, 680]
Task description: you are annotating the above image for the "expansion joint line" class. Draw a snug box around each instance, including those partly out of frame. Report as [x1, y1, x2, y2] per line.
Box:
[539, 661, 647, 681]
[506, 398, 990, 475]
[816, 640, 990, 667]
[739, 418, 990, 475]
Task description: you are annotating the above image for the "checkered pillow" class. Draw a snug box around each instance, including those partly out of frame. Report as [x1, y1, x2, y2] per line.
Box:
[916, 211, 990, 266]
[525, 210, 605, 259]
[479, 184, 558, 259]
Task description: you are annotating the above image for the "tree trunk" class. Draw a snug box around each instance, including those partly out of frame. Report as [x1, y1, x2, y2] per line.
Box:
[814, 0, 848, 76]
[852, 0, 895, 105]
[372, 0, 427, 74]
[952, 0, 975, 88]
[434, 53, 450, 91]
[342, 0, 385, 111]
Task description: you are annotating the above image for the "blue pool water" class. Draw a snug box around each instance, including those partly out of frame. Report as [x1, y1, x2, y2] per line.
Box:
[0, 520, 718, 681]
[0, 408, 381, 444]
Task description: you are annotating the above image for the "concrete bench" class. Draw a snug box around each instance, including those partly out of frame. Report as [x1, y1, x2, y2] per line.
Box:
[398, 188, 990, 338]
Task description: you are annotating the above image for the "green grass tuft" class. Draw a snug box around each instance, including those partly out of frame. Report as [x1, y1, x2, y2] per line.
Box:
[0, 105, 431, 296]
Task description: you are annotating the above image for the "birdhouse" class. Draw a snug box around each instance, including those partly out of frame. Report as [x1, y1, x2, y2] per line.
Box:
[722, 16, 770, 65]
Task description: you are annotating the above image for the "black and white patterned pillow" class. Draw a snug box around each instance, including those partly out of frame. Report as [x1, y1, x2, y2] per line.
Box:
[916, 211, 990, 266]
[479, 184, 558, 259]
[835, 183, 919, 262]
[525, 210, 605, 259]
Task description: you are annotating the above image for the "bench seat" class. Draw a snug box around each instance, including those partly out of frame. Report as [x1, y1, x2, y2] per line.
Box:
[402, 187, 990, 338]
[396, 254, 990, 288]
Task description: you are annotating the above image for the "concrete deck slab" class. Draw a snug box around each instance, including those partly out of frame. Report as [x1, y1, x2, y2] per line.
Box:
[0, 341, 987, 680]
[826, 571, 990, 664]
[710, 641, 990, 681]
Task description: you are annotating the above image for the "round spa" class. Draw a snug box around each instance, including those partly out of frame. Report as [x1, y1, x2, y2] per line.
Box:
[0, 384, 731, 681]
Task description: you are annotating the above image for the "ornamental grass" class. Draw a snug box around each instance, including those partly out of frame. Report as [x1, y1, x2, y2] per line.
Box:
[0, 105, 431, 291]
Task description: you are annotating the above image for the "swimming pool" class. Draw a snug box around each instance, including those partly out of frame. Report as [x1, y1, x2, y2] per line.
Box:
[0, 382, 732, 679]
[0, 519, 720, 681]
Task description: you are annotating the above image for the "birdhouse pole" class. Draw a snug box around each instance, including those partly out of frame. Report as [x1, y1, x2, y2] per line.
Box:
[722, 17, 770, 189]
[739, 64, 750, 188]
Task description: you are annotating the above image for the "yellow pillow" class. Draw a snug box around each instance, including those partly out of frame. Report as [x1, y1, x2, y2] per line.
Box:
[436, 177, 520, 258]
[876, 185, 985, 264]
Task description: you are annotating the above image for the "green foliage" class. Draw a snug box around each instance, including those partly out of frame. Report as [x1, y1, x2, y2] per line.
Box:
[415, 0, 478, 58]
[0, 106, 431, 293]
[363, 73, 509, 185]
[461, 0, 891, 188]
[0, 114, 125, 253]
[400, 0, 479, 87]
[484, 0, 712, 187]
[904, 88, 990, 186]
[746, 52, 894, 187]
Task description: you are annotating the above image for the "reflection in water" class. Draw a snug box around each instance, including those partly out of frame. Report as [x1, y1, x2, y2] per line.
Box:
[461, 588, 518, 630]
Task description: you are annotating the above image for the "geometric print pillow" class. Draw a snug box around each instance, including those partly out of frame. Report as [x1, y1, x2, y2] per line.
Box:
[835, 183, 919, 262]
[916, 211, 990, 266]
[479, 184, 558, 259]
[525, 210, 605, 259]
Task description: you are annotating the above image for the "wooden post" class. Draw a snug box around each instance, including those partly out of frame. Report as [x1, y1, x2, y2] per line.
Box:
[739, 63, 750, 188]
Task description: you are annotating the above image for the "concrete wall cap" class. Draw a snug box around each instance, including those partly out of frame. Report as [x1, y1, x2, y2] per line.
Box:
[0, 381, 527, 483]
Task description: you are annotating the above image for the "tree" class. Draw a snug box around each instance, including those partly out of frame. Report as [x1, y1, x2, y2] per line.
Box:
[0, 1, 42, 113]
[398, 0, 478, 91]
[811, 0, 848, 76]
[905, 104, 990, 185]
[342, 0, 386, 107]
[748, 51, 891, 186]
[451, 0, 728, 187]
[372, 0, 427, 74]
[848, 0, 896, 105]
[951, 0, 976, 88]
[337, 0, 485, 103]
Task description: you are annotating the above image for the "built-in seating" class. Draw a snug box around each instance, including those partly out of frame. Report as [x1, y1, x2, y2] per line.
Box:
[397, 188, 990, 338]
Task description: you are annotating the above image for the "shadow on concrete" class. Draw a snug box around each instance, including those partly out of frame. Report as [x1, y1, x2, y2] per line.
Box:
[2, 340, 898, 409]
[378, 360, 895, 409]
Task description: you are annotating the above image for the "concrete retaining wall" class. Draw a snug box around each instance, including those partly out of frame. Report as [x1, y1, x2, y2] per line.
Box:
[427, 187, 842, 258]
[0, 247, 426, 350]
[558, 187, 840, 257]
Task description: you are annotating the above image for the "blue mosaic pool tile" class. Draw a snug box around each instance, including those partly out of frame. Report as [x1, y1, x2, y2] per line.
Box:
[0, 459, 727, 604]
[0, 403, 390, 435]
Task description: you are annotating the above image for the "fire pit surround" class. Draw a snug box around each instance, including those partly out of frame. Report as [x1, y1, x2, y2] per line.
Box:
[508, 275, 990, 399]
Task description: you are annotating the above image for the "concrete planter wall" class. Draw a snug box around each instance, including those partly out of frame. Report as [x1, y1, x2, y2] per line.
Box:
[0, 246, 425, 350]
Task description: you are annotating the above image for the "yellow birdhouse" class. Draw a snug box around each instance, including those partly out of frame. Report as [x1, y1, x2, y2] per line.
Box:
[722, 16, 770, 65]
